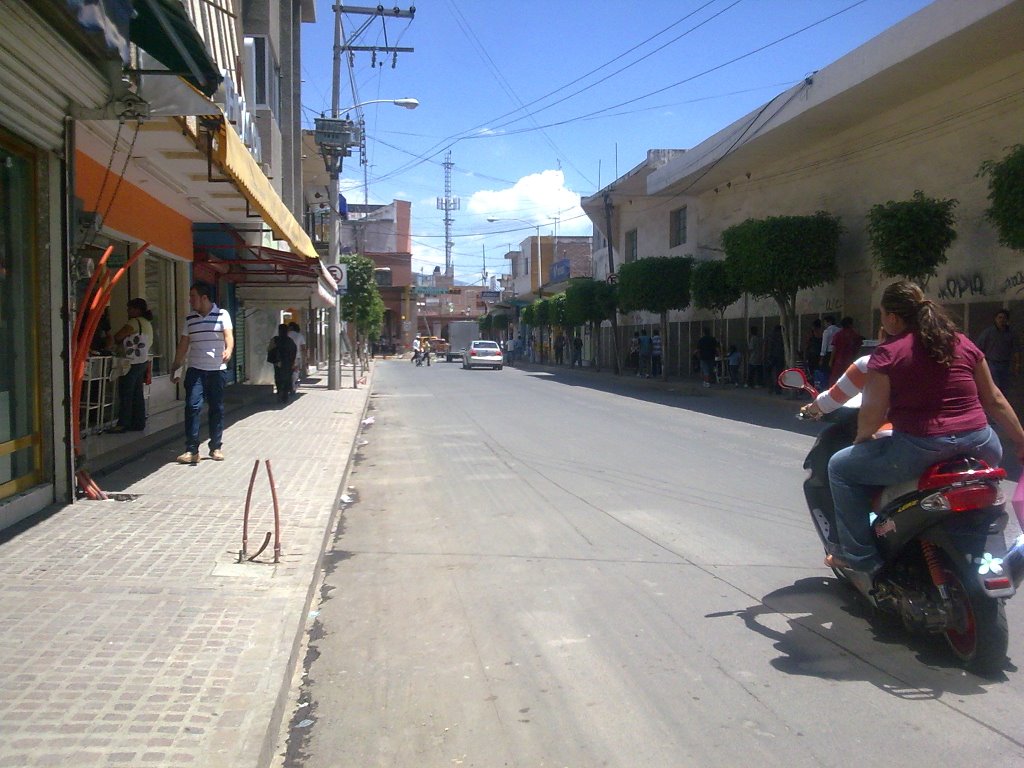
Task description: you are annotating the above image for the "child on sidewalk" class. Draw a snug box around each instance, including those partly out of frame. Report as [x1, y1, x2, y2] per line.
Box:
[727, 345, 741, 387]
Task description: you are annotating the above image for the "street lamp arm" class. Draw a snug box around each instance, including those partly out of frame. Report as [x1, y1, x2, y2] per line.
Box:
[339, 98, 419, 113]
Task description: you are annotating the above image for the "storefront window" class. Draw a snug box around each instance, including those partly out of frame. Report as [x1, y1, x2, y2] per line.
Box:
[0, 140, 40, 495]
[144, 254, 177, 375]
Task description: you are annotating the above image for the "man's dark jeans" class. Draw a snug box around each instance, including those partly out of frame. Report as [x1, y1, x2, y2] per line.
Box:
[184, 367, 226, 454]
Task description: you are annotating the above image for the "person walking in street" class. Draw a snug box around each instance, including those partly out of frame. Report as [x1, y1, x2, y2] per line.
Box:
[829, 316, 863, 386]
[747, 326, 764, 388]
[572, 334, 583, 367]
[651, 328, 664, 378]
[697, 327, 719, 388]
[975, 309, 1016, 393]
[110, 298, 153, 433]
[267, 324, 298, 403]
[170, 282, 234, 465]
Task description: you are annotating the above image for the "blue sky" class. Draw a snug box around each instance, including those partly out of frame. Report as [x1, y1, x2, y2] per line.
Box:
[299, 0, 933, 285]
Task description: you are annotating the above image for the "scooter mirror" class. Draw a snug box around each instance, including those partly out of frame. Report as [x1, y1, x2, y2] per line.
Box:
[778, 368, 809, 389]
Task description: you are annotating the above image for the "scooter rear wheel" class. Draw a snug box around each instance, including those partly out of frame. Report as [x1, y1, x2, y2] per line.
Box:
[941, 558, 1008, 676]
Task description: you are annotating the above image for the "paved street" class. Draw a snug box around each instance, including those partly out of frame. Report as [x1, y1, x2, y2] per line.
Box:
[0, 373, 371, 768]
[281, 358, 1024, 767]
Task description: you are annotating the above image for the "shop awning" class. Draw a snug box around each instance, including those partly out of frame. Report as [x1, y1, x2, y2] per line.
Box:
[196, 243, 337, 308]
[212, 117, 320, 262]
[130, 0, 222, 96]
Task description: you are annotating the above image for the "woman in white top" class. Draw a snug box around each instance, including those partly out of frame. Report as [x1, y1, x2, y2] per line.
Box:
[111, 298, 153, 432]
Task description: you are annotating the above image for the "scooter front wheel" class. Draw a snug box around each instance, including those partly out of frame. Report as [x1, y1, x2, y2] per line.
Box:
[941, 557, 1008, 676]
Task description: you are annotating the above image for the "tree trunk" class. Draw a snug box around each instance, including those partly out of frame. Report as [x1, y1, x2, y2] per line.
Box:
[610, 314, 621, 375]
[659, 310, 669, 381]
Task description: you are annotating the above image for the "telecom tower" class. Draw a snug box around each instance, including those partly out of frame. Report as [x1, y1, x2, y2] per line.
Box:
[436, 151, 459, 283]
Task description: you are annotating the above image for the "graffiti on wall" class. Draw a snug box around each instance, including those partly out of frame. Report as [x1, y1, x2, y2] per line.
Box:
[1001, 270, 1024, 297]
[937, 273, 985, 300]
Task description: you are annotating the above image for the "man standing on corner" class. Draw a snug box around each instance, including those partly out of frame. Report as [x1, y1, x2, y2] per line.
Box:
[170, 281, 234, 465]
[975, 309, 1016, 394]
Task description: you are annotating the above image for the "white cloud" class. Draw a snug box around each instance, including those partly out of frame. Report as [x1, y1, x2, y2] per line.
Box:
[468, 170, 589, 235]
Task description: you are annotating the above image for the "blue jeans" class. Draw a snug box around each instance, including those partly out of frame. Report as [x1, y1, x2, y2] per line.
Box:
[828, 426, 1002, 572]
[117, 362, 148, 430]
[183, 368, 227, 454]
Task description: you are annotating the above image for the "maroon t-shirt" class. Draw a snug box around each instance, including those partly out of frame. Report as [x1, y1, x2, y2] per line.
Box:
[867, 331, 988, 436]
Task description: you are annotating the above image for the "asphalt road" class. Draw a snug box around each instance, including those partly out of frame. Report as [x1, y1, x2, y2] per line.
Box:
[280, 358, 1024, 767]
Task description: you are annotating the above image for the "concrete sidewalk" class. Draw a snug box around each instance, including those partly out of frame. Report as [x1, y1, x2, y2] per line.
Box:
[0, 371, 372, 768]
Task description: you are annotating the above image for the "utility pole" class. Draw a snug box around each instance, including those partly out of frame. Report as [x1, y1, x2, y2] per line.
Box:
[318, 3, 415, 388]
[603, 191, 621, 375]
[437, 151, 459, 282]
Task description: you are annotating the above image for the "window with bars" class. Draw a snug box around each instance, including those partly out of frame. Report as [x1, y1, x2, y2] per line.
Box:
[670, 206, 687, 248]
[625, 229, 638, 263]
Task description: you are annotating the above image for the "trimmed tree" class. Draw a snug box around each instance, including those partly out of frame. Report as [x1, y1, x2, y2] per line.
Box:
[617, 256, 693, 379]
[866, 190, 958, 281]
[339, 253, 385, 367]
[722, 212, 841, 366]
[478, 314, 493, 337]
[565, 278, 618, 369]
[691, 259, 742, 319]
[979, 144, 1024, 251]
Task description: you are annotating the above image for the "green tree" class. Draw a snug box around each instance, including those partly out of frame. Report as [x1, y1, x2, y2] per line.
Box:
[339, 253, 385, 353]
[478, 314, 493, 336]
[866, 190, 958, 281]
[979, 144, 1024, 251]
[521, 302, 536, 327]
[691, 259, 741, 318]
[722, 212, 841, 366]
[492, 313, 510, 340]
[565, 278, 618, 369]
[534, 298, 552, 363]
[617, 256, 693, 379]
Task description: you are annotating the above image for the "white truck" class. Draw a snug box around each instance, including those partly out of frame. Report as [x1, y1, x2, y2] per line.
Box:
[445, 320, 479, 363]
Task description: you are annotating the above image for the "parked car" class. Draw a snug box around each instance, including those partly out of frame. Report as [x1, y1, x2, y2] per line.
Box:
[462, 340, 503, 370]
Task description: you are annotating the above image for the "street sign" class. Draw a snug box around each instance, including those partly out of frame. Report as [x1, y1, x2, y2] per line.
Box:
[481, 290, 500, 301]
[327, 264, 347, 293]
[607, 272, 618, 284]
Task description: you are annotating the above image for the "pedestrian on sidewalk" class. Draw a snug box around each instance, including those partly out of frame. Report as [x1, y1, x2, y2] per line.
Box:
[651, 328, 664, 378]
[268, 324, 298, 403]
[638, 328, 653, 378]
[288, 321, 306, 388]
[697, 327, 719, 388]
[747, 326, 764, 388]
[572, 334, 583, 367]
[170, 281, 234, 465]
[111, 298, 153, 433]
[727, 344, 741, 386]
[628, 331, 640, 374]
[819, 315, 839, 378]
[829, 316, 863, 386]
[767, 324, 786, 393]
[975, 309, 1017, 393]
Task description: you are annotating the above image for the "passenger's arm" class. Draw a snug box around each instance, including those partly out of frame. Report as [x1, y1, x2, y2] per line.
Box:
[855, 370, 889, 443]
[975, 359, 1024, 463]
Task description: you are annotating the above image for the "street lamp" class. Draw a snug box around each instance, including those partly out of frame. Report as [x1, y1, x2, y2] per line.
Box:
[340, 97, 419, 113]
[487, 217, 543, 299]
[315, 97, 418, 390]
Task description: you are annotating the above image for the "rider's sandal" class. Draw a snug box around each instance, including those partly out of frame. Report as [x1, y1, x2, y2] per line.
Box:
[824, 553, 851, 570]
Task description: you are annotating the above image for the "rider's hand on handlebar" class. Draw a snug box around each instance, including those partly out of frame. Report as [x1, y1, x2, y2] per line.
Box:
[800, 402, 822, 420]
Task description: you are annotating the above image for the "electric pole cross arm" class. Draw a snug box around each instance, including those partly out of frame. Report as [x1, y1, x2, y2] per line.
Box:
[335, 5, 416, 17]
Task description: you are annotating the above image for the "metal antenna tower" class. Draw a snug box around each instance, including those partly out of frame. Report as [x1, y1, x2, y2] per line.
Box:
[436, 151, 459, 280]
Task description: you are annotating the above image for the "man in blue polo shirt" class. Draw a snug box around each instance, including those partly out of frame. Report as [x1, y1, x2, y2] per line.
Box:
[170, 281, 234, 465]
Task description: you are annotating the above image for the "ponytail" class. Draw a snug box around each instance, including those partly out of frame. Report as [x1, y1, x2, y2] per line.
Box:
[880, 281, 959, 366]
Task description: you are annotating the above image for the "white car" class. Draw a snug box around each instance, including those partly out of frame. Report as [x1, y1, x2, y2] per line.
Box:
[462, 340, 503, 370]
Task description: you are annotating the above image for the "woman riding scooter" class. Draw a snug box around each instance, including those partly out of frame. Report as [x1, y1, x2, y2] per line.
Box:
[827, 281, 1024, 576]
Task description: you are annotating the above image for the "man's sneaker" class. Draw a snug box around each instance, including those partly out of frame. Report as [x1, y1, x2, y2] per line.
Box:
[177, 452, 199, 465]
[210, 449, 224, 461]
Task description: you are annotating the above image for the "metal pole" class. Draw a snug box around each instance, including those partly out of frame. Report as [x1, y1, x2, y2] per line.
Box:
[326, 4, 343, 390]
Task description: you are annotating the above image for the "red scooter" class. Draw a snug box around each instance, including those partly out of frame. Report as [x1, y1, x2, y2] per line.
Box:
[779, 367, 1024, 675]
